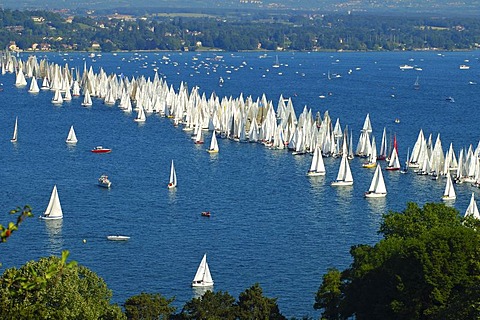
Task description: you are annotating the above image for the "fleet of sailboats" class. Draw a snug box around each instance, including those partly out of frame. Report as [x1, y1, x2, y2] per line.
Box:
[2, 52, 479, 221]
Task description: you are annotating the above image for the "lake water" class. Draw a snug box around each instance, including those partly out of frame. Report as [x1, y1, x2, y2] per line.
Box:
[1, 50, 479, 318]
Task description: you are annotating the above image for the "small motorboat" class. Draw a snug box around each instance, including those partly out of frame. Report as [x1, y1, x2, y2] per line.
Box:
[107, 235, 130, 241]
[445, 96, 455, 103]
[91, 146, 111, 153]
[98, 174, 111, 188]
[201, 211, 211, 217]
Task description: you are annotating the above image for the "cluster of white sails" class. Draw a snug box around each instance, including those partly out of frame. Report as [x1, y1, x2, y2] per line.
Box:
[4, 50, 480, 218]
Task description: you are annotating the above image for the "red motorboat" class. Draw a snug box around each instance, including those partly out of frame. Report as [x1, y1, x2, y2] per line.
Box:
[91, 146, 111, 154]
[201, 211, 211, 217]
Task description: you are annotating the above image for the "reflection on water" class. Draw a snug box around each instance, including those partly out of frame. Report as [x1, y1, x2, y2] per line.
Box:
[168, 188, 177, 204]
[43, 219, 63, 255]
[366, 196, 387, 214]
[192, 286, 213, 299]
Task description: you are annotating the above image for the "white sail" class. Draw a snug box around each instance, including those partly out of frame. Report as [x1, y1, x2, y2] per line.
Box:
[365, 164, 387, 198]
[331, 154, 353, 186]
[465, 192, 480, 219]
[134, 106, 146, 122]
[387, 147, 401, 170]
[28, 76, 40, 93]
[40, 185, 63, 220]
[191, 254, 214, 287]
[40, 77, 50, 90]
[81, 89, 93, 107]
[441, 174, 456, 201]
[10, 117, 18, 143]
[15, 68, 27, 87]
[307, 145, 326, 176]
[168, 160, 177, 188]
[66, 125, 78, 144]
[51, 89, 63, 104]
[207, 132, 219, 153]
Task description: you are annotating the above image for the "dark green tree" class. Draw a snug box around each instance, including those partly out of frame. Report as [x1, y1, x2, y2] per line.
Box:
[124, 292, 176, 320]
[0, 251, 125, 319]
[314, 202, 480, 320]
[236, 283, 286, 320]
[180, 290, 236, 320]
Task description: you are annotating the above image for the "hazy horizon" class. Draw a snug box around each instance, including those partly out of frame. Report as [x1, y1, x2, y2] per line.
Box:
[1, 0, 479, 15]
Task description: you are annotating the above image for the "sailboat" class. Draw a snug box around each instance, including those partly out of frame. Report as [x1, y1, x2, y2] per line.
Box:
[331, 154, 353, 186]
[191, 254, 214, 287]
[10, 117, 18, 143]
[441, 173, 456, 201]
[51, 89, 63, 104]
[464, 192, 480, 219]
[306, 145, 326, 176]
[386, 136, 400, 171]
[414, 76, 420, 90]
[194, 127, 204, 144]
[207, 132, 219, 153]
[40, 185, 63, 220]
[66, 125, 78, 144]
[28, 76, 40, 93]
[134, 106, 146, 122]
[167, 160, 177, 189]
[400, 148, 410, 174]
[362, 136, 377, 168]
[365, 164, 387, 198]
[81, 89, 93, 107]
[272, 55, 280, 68]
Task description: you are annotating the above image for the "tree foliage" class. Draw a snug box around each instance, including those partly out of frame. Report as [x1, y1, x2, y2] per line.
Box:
[0, 205, 32, 245]
[314, 202, 480, 320]
[124, 292, 176, 320]
[180, 290, 236, 320]
[236, 283, 287, 320]
[0, 251, 125, 319]
[178, 283, 286, 320]
[1, 9, 480, 51]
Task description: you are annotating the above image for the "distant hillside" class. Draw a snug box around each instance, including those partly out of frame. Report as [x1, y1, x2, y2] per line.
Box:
[2, 0, 479, 15]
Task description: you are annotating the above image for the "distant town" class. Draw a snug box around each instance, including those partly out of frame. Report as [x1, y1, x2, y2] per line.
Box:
[1, 8, 480, 52]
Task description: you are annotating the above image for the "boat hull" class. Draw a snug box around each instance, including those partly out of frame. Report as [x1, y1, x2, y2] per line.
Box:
[191, 281, 214, 288]
[107, 235, 130, 241]
[441, 196, 456, 201]
[331, 180, 353, 186]
[40, 215, 63, 220]
[365, 192, 387, 198]
[306, 171, 326, 176]
[91, 149, 111, 154]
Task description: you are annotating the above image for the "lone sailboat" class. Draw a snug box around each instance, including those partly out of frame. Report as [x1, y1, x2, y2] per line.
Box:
[168, 160, 177, 189]
[331, 154, 353, 186]
[191, 254, 214, 287]
[10, 117, 18, 143]
[66, 125, 78, 144]
[365, 164, 387, 198]
[40, 185, 63, 220]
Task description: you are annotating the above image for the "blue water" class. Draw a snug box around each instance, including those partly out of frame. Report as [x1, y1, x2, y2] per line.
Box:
[1, 50, 479, 318]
